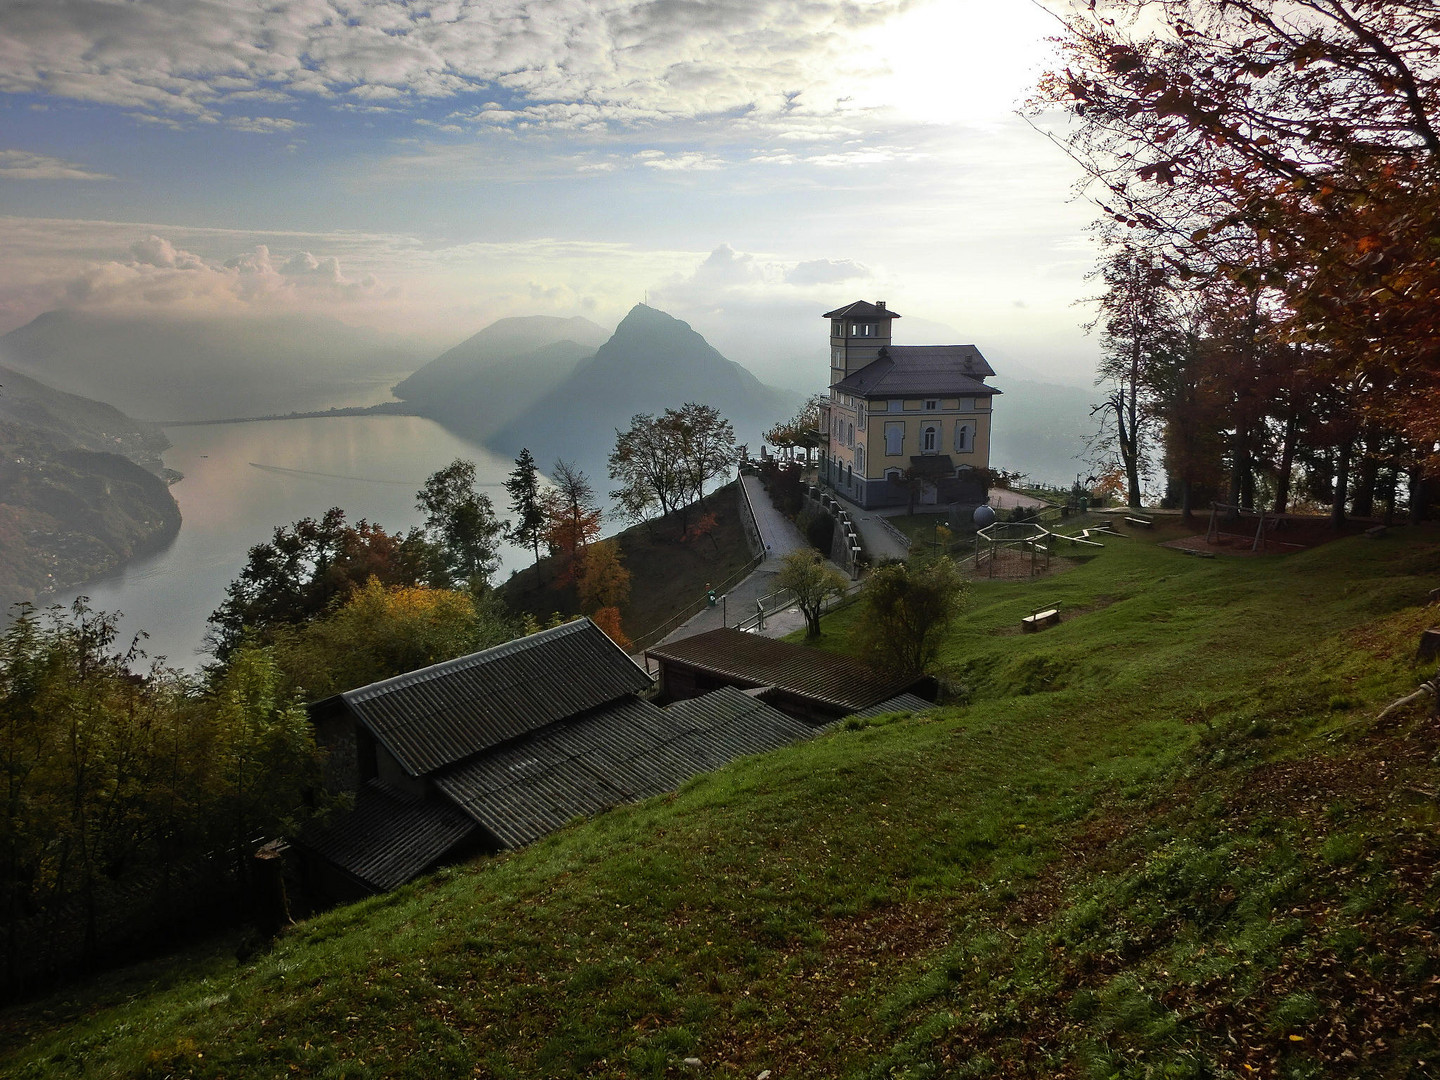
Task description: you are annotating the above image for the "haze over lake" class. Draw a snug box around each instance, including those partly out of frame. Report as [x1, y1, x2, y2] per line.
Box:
[71, 415, 523, 670]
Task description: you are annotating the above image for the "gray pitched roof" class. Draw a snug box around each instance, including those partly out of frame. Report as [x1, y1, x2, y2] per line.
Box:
[329, 619, 654, 777]
[435, 687, 812, 849]
[299, 780, 480, 892]
[823, 300, 901, 321]
[832, 345, 1000, 398]
[845, 693, 936, 720]
[647, 628, 918, 713]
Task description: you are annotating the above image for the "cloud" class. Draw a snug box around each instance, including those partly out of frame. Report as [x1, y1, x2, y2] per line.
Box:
[61, 236, 390, 314]
[226, 115, 300, 134]
[785, 258, 869, 286]
[0, 0, 909, 138]
[0, 149, 111, 180]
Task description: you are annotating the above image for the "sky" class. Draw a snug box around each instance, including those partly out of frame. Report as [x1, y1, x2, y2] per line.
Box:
[0, 0, 1102, 392]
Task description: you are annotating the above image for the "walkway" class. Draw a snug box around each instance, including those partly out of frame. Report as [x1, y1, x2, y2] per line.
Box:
[652, 474, 814, 648]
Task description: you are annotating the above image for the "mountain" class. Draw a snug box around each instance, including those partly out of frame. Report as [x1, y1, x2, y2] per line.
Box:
[393, 315, 609, 440]
[0, 362, 172, 474]
[0, 310, 423, 421]
[489, 304, 800, 469]
[0, 367, 181, 611]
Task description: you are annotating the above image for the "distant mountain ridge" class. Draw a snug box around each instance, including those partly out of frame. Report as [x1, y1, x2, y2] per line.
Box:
[488, 304, 800, 467]
[0, 365, 181, 611]
[393, 315, 609, 440]
[0, 309, 421, 421]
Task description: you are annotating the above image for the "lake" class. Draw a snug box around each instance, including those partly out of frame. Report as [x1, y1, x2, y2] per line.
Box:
[69, 415, 526, 670]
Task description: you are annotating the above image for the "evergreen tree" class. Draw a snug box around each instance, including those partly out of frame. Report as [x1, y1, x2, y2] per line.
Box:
[504, 448, 547, 569]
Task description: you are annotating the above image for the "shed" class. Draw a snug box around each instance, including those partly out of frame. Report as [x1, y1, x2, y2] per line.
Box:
[645, 627, 934, 723]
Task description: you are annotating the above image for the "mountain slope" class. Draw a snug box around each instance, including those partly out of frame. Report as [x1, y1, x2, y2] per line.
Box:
[393, 316, 609, 440]
[0, 362, 171, 473]
[4, 525, 1435, 1077]
[490, 304, 799, 466]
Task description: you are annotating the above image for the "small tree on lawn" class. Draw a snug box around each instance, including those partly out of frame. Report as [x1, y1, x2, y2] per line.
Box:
[775, 549, 849, 641]
[853, 555, 968, 678]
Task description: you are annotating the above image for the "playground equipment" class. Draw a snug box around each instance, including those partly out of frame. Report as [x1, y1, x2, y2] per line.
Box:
[972, 518, 1111, 577]
[1203, 502, 1307, 553]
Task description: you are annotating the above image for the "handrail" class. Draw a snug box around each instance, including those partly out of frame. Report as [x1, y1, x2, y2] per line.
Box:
[629, 551, 764, 653]
[877, 516, 913, 550]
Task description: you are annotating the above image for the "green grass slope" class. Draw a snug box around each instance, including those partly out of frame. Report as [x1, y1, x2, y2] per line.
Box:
[3, 524, 1438, 1079]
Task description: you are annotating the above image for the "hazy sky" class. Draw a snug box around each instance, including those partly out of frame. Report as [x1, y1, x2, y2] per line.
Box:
[0, 0, 1100, 390]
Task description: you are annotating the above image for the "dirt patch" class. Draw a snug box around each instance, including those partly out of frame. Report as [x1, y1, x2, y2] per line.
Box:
[1162, 514, 1373, 556]
[961, 547, 1085, 582]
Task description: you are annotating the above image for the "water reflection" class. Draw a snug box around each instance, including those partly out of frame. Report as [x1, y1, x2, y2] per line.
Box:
[72, 415, 524, 670]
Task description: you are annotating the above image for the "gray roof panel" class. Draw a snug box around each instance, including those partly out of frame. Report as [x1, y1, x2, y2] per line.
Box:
[436, 688, 812, 849]
[297, 780, 480, 893]
[337, 619, 654, 777]
[647, 628, 918, 713]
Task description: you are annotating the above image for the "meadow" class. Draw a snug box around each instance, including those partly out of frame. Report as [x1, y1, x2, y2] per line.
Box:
[2, 519, 1435, 1079]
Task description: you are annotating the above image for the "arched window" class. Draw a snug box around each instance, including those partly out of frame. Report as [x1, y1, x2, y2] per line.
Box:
[922, 425, 938, 453]
[848, 422, 855, 448]
[954, 423, 973, 453]
[846, 464, 853, 488]
[856, 445, 866, 474]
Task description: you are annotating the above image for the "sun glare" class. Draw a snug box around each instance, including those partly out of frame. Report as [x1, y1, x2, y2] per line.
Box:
[864, 0, 1058, 126]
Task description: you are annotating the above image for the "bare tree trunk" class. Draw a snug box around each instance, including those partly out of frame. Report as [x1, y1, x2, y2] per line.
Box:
[1332, 437, 1353, 529]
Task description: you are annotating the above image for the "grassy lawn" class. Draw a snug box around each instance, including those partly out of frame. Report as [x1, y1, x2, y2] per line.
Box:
[3, 523, 1437, 1078]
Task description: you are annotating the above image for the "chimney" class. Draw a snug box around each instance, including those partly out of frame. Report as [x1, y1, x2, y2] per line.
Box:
[877, 300, 887, 310]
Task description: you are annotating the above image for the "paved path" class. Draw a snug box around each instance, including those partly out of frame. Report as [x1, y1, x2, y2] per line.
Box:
[650, 475, 816, 649]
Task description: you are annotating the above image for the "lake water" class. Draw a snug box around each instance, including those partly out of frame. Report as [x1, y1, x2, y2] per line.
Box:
[68, 415, 525, 670]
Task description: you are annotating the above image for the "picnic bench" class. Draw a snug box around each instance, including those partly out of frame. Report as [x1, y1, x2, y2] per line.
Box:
[1021, 607, 1061, 632]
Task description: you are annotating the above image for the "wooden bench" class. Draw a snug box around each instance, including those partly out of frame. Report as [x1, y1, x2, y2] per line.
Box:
[1021, 607, 1060, 632]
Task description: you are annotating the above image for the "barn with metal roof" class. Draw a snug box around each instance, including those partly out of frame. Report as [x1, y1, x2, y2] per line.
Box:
[298, 620, 818, 899]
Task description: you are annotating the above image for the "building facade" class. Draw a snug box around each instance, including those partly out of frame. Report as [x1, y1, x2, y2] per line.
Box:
[819, 300, 999, 509]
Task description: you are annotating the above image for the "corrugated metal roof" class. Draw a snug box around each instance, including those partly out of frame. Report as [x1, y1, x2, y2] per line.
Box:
[845, 693, 936, 720]
[336, 619, 654, 777]
[646, 627, 915, 713]
[435, 687, 812, 849]
[297, 779, 480, 893]
[832, 346, 1000, 398]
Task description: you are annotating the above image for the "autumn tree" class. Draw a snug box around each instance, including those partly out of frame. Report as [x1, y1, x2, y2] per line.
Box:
[208, 509, 434, 659]
[543, 459, 602, 581]
[416, 459, 506, 590]
[765, 395, 827, 463]
[1040, 0, 1440, 457]
[1087, 243, 1180, 507]
[609, 412, 688, 530]
[775, 549, 849, 640]
[609, 404, 739, 536]
[672, 402, 739, 505]
[577, 540, 631, 615]
[270, 578, 518, 700]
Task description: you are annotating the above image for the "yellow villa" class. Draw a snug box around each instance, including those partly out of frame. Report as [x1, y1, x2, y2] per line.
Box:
[818, 300, 999, 509]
